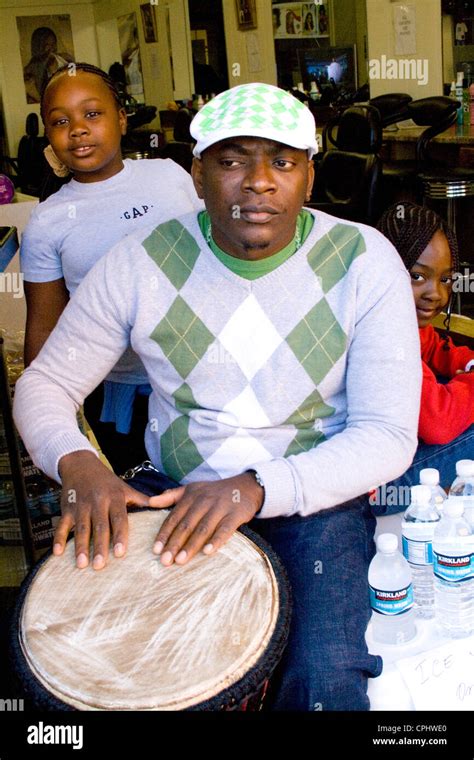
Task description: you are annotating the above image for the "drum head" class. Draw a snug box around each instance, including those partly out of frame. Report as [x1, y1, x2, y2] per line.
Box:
[15, 510, 290, 710]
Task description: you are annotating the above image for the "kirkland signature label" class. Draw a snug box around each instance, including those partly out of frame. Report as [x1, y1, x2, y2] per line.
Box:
[433, 551, 474, 582]
[369, 584, 414, 615]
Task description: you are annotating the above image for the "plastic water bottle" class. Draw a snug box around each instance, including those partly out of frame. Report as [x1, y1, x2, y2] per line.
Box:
[419, 468, 447, 512]
[433, 499, 474, 638]
[402, 485, 440, 619]
[369, 533, 416, 644]
[456, 72, 464, 124]
[449, 459, 474, 529]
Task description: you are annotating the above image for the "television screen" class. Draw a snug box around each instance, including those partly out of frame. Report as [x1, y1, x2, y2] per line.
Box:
[298, 46, 357, 90]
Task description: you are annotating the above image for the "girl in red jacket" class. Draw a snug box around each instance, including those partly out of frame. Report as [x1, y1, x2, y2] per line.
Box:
[373, 202, 473, 510]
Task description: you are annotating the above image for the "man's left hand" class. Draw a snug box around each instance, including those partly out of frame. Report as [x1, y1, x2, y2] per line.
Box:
[148, 473, 264, 566]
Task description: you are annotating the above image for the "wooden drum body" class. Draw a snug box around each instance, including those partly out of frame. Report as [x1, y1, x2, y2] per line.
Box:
[11, 510, 291, 711]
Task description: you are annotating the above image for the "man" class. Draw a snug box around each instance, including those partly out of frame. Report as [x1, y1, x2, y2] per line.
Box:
[14, 83, 422, 710]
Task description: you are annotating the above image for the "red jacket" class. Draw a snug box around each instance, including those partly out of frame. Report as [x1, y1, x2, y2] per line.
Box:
[419, 325, 474, 444]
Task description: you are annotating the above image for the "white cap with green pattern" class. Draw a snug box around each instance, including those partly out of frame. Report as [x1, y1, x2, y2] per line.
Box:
[190, 82, 318, 159]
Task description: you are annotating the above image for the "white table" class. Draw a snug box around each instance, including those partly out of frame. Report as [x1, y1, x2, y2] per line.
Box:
[369, 513, 474, 710]
[367, 617, 474, 710]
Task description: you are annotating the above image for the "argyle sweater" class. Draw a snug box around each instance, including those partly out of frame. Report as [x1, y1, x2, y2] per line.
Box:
[13, 210, 422, 518]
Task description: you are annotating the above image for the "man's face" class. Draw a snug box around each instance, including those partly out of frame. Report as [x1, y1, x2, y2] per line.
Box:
[192, 137, 315, 260]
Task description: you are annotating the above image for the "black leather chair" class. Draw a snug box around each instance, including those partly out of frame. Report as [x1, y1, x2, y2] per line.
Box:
[323, 104, 383, 154]
[16, 114, 49, 196]
[155, 108, 194, 173]
[155, 142, 193, 173]
[381, 96, 459, 195]
[310, 105, 383, 224]
[0, 114, 48, 197]
[369, 93, 412, 127]
[309, 150, 383, 225]
[408, 97, 459, 169]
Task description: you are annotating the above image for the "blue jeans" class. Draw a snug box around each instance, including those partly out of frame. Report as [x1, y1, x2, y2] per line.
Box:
[249, 496, 383, 711]
[125, 465, 383, 710]
[371, 424, 474, 516]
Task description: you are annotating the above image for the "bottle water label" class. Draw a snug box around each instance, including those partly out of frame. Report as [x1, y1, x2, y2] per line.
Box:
[369, 584, 414, 615]
[433, 551, 474, 582]
[402, 536, 433, 565]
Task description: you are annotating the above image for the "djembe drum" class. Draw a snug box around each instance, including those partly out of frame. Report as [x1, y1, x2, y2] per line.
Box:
[12, 510, 291, 710]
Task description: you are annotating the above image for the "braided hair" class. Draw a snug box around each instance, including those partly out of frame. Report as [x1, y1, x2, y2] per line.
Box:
[39, 63, 124, 198]
[40, 62, 122, 121]
[377, 202, 459, 347]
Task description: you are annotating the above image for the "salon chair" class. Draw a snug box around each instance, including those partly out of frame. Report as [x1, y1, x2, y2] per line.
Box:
[369, 93, 413, 128]
[155, 108, 194, 173]
[0, 114, 48, 197]
[323, 104, 383, 154]
[381, 96, 459, 198]
[308, 150, 383, 225]
[310, 105, 383, 224]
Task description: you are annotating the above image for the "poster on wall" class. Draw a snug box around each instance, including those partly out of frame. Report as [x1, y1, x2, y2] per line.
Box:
[272, 2, 330, 39]
[16, 14, 75, 104]
[118, 12, 145, 103]
[392, 4, 417, 56]
[235, 0, 257, 30]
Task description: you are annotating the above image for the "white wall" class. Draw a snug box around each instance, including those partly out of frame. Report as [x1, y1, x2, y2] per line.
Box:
[222, 0, 276, 88]
[366, 0, 443, 98]
[442, 13, 454, 85]
[93, 0, 194, 123]
[0, 0, 98, 156]
[167, 0, 195, 100]
[355, 0, 368, 87]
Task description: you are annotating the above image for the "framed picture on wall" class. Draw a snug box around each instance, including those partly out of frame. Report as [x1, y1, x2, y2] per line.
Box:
[140, 3, 158, 44]
[16, 14, 76, 104]
[235, 0, 257, 31]
[272, 2, 330, 39]
[118, 12, 145, 103]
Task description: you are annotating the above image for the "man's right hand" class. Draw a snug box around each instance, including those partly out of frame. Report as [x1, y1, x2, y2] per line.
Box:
[55, 451, 151, 570]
